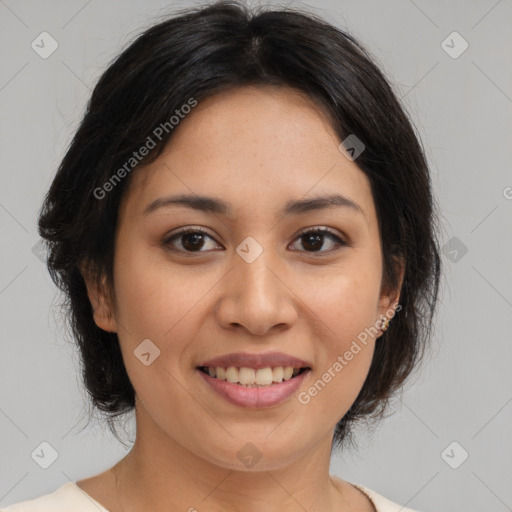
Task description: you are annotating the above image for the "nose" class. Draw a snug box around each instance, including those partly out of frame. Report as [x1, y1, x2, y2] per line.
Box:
[214, 247, 298, 337]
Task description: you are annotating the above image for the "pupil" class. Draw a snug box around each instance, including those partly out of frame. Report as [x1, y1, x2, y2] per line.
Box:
[183, 233, 204, 251]
[303, 233, 323, 252]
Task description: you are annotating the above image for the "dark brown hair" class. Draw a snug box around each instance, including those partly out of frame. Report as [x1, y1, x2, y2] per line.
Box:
[38, 0, 441, 449]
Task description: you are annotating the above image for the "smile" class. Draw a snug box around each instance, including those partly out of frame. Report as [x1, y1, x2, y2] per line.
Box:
[197, 365, 309, 387]
[197, 366, 311, 408]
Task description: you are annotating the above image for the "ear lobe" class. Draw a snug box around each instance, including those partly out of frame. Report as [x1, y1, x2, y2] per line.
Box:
[79, 262, 117, 333]
[377, 256, 405, 335]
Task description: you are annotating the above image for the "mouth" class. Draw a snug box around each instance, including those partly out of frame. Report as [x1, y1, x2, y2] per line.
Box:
[197, 365, 310, 388]
[196, 352, 312, 408]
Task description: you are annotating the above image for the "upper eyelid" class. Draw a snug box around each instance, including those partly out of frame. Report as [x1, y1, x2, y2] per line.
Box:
[295, 225, 344, 238]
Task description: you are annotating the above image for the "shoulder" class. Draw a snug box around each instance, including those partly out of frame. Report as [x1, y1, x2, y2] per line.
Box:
[0, 482, 109, 512]
[353, 483, 421, 512]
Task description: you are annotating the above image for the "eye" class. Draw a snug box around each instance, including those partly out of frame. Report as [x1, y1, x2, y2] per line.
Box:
[289, 227, 347, 254]
[162, 227, 221, 253]
[162, 226, 347, 255]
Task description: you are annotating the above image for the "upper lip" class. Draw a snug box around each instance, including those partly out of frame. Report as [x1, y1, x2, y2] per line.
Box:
[197, 351, 311, 370]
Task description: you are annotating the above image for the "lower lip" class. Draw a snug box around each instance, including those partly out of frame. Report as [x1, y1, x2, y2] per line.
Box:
[198, 369, 310, 408]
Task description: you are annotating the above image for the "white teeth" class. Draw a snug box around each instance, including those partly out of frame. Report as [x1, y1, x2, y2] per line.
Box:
[255, 367, 273, 386]
[272, 366, 284, 382]
[238, 367, 255, 385]
[226, 366, 238, 383]
[204, 365, 303, 386]
[283, 366, 294, 380]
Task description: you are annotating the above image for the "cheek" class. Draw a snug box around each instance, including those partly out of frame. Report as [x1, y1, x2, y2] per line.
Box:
[111, 247, 215, 388]
[293, 264, 380, 417]
[111, 251, 202, 418]
[300, 257, 381, 342]
[112, 245, 202, 339]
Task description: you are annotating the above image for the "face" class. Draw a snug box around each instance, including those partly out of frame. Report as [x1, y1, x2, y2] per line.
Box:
[86, 85, 401, 471]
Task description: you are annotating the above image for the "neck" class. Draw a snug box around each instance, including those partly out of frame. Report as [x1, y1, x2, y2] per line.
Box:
[110, 403, 347, 512]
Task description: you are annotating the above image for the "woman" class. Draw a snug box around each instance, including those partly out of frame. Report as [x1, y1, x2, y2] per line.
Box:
[2, 1, 441, 511]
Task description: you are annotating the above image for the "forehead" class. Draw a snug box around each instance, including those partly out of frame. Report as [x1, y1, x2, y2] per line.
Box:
[120, 85, 375, 227]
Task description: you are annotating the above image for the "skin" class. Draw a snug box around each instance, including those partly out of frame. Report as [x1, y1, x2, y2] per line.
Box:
[78, 85, 403, 512]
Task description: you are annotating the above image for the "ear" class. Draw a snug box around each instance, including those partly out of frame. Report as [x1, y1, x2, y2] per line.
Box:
[377, 256, 405, 337]
[79, 261, 117, 333]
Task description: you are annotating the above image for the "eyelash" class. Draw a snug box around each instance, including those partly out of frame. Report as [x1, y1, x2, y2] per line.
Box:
[162, 226, 347, 256]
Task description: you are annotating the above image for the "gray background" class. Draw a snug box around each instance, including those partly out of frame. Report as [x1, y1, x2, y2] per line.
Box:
[1, 1, 511, 511]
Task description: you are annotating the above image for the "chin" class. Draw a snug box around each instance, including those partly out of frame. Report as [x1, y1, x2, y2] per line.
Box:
[194, 436, 310, 473]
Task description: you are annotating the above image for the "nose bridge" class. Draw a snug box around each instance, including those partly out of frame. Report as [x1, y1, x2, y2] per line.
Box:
[235, 234, 281, 303]
[215, 233, 297, 335]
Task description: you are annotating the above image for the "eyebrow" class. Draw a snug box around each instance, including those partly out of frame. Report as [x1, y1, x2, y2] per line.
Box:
[143, 192, 364, 217]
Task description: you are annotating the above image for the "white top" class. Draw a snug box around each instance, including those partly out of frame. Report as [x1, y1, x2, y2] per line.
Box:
[0, 481, 419, 512]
